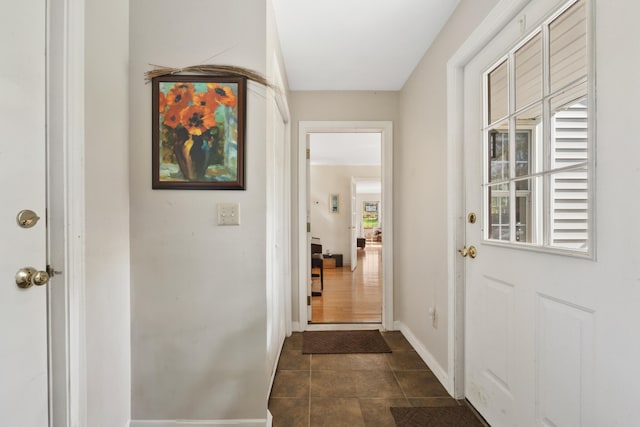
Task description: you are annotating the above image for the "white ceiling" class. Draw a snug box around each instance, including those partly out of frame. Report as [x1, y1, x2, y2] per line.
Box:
[356, 180, 382, 195]
[271, 0, 461, 91]
[310, 133, 381, 166]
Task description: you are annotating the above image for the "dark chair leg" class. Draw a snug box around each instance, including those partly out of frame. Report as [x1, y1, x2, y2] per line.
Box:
[311, 255, 324, 296]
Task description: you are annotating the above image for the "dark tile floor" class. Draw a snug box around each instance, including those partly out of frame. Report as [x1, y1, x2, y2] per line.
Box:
[269, 331, 474, 427]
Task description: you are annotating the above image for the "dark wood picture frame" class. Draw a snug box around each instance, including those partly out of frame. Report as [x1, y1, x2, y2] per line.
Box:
[152, 75, 246, 190]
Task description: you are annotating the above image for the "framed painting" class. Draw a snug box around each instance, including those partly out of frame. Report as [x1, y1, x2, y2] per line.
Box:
[152, 75, 246, 189]
[329, 193, 340, 214]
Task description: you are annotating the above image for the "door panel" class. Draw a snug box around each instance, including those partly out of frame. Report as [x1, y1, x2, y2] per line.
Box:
[266, 98, 287, 373]
[0, 1, 49, 425]
[536, 295, 594, 426]
[482, 277, 514, 392]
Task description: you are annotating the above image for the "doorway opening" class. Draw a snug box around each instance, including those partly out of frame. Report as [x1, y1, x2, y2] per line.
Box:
[309, 132, 382, 323]
[297, 121, 394, 330]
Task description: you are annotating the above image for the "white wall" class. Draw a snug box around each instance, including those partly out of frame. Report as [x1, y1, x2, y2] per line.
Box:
[396, 0, 500, 373]
[85, 0, 131, 425]
[289, 91, 399, 323]
[129, 0, 269, 422]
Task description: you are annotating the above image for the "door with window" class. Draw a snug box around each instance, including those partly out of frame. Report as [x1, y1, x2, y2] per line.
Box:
[463, 0, 596, 425]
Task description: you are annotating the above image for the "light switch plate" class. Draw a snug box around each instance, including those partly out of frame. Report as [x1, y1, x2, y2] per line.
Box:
[218, 203, 240, 225]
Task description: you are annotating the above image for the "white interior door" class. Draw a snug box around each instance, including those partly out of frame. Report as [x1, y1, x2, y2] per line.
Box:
[350, 178, 358, 272]
[0, 1, 49, 425]
[463, 1, 596, 425]
[266, 97, 287, 372]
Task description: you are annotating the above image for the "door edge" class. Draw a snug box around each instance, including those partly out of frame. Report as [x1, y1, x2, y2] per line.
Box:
[47, 0, 88, 424]
[445, 0, 531, 399]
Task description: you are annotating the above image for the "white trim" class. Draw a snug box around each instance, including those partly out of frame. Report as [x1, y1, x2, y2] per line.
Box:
[381, 121, 393, 332]
[446, 0, 531, 399]
[130, 420, 266, 427]
[268, 334, 285, 395]
[297, 121, 393, 331]
[65, 0, 87, 423]
[393, 321, 450, 394]
[47, 0, 87, 424]
[271, 54, 290, 125]
[586, 0, 597, 262]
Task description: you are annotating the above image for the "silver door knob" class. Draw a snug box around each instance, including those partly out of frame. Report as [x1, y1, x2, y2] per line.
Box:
[15, 267, 50, 289]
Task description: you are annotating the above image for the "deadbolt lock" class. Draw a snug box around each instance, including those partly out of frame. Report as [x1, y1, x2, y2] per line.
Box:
[16, 210, 40, 229]
[468, 212, 477, 224]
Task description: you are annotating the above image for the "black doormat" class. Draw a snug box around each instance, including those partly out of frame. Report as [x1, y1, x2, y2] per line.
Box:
[302, 330, 391, 354]
[390, 406, 484, 427]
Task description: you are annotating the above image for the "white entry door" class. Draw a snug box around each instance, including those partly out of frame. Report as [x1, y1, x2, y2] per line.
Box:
[463, 0, 596, 425]
[0, 1, 49, 425]
[267, 94, 288, 371]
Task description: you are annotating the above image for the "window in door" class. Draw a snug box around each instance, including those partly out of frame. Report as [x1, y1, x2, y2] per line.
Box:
[483, 0, 591, 255]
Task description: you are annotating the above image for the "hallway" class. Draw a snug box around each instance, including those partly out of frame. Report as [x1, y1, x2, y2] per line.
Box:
[269, 331, 486, 426]
[311, 243, 383, 323]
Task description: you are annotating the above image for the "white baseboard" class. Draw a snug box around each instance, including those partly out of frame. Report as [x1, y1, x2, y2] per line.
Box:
[269, 334, 286, 392]
[130, 420, 266, 427]
[291, 321, 301, 332]
[393, 321, 452, 395]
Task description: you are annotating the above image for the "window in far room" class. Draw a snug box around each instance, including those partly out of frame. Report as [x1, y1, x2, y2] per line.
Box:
[363, 201, 379, 227]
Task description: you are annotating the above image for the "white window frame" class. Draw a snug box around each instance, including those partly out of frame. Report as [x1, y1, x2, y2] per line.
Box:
[481, 0, 595, 258]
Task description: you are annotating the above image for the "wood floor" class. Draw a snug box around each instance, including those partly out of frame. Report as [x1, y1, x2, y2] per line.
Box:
[311, 243, 382, 323]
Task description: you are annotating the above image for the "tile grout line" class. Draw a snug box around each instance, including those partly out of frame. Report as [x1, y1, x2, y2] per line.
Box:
[308, 353, 312, 427]
[386, 349, 411, 407]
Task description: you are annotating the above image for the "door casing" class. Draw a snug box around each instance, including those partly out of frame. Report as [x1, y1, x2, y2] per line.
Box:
[297, 121, 393, 331]
[47, 0, 87, 424]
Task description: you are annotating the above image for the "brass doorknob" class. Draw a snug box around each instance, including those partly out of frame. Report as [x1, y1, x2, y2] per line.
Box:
[15, 267, 50, 289]
[468, 246, 477, 258]
[458, 246, 477, 259]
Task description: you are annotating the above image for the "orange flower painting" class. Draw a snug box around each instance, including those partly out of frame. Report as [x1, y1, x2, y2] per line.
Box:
[152, 76, 245, 190]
